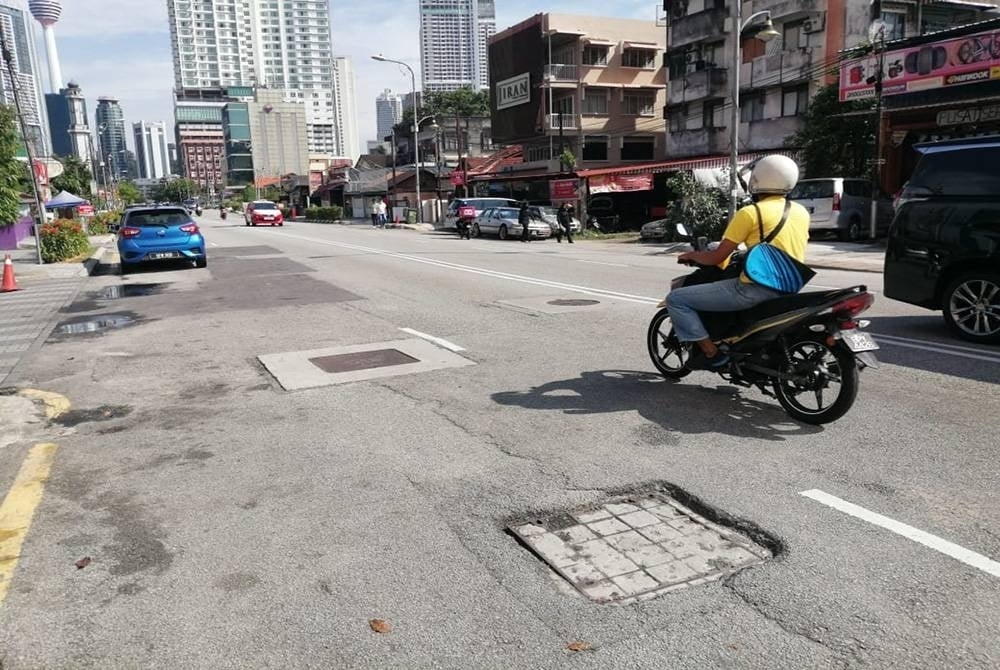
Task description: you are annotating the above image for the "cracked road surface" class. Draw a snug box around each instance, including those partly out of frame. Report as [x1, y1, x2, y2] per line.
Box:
[0, 213, 997, 668]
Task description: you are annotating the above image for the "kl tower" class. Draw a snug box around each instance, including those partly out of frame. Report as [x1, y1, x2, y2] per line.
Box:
[29, 0, 63, 92]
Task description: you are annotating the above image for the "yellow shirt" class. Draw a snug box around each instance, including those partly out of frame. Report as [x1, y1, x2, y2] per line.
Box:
[721, 196, 810, 283]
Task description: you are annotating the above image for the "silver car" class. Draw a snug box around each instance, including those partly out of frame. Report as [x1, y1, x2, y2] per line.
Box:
[530, 206, 582, 235]
[472, 207, 552, 240]
[787, 178, 894, 241]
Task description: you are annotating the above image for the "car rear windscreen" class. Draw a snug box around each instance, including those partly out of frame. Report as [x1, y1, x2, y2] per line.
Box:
[126, 210, 191, 226]
[910, 147, 1000, 197]
[787, 181, 835, 200]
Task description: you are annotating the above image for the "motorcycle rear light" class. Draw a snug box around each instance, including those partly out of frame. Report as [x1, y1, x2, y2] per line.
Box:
[840, 320, 858, 330]
[180, 223, 199, 234]
[832, 292, 874, 318]
[832, 192, 842, 211]
[121, 227, 141, 238]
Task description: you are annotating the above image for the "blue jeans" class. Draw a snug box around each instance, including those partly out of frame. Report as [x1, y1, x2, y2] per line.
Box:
[667, 278, 780, 342]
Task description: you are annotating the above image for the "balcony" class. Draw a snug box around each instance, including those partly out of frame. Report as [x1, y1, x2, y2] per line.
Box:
[667, 128, 729, 158]
[668, 66, 728, 106]
[545, 113, 579, 131]
[739, 116, 804, 152]
[742, 48, 813, 88]
[545, 64, 579, 86]
[751, 0, 822, 21]
[669, 7, 728, 49]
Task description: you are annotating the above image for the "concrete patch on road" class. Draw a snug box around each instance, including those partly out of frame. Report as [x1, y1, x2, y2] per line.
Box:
[258, 338, 475, 391]
[497, 295, 609, 315]
[509, 492, 772, 604]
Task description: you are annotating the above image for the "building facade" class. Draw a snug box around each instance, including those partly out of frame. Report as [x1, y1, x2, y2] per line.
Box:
[420, 0, 495, 92]
[95, 97, 128, 180]
[332, 56, 360, 159]
[221, 101, 253, 188]
[132, 121, 171, 180]
[45, 83, 87, 159]
[376, 89, 402, 143]
[174, 87, 234, 193]
[2, 0, 50, 155]
[248, 89, 309, 183]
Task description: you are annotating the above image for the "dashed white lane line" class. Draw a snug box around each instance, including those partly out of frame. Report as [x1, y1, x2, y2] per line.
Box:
[398, 327, 466, 353]
[801, 489, 1000, 578]
[577, 259, 629, 268]
[873, 333, 1000, 363]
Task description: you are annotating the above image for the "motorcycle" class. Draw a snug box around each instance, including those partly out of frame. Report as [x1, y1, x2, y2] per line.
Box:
[647, 224, 879, 425]
[457, 218, 472, 239]
[194, 206, 202, 216]
[220, 209, 227, 221]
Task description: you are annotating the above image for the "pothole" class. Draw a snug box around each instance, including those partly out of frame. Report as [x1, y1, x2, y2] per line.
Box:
[547, 299, 600, 306]
[509, 489, 775, 604]
[54, 314, 137, 335]
[99, 283, 170, 299]
[53, 405, 133, 427]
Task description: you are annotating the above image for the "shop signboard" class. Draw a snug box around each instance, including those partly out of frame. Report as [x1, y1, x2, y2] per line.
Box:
[588, 173, 653, 194]
[840, 29, 1000, 102]
[496, 73, 530, 110]
[76, 204, 95, 216]
[450, 170, 466, 186]
[549, 178, 580, 201]
[936, 103, 1000, 126]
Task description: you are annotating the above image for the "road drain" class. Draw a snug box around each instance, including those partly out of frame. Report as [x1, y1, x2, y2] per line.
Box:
[99, 284, 169, 299]
[54, 315, 137, 335]
[509, 491, 773, 603]
[547, 299, 600, 307]
[309, 349, 419, 373]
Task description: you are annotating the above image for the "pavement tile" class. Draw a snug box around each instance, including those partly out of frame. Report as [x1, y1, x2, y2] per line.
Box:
[648, 504, 684, 520]
[637, 523, 682, 544]
[610, 571, 660, 597]
[622, 543, 676, 569]
[634, 496, 661, 509]
[587, 517, 631, 536]
[604, 530, 650, 553]
[664, 538, 698, 560]
[580, 579, 624, 602]
[562, 561, 607, 587]
[618, 509, 661, 528]
[526, 534, 579, 568]
[577, 539, 639, 577]
[514, 523, 547, 537]
[647, 560, 700, 586]
[554, 524, 597, 545]
[573, 508, 612, 524]
[605, 502, 641, 515]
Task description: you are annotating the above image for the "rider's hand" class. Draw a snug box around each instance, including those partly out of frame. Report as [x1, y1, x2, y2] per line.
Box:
[678, 252, 696, 266]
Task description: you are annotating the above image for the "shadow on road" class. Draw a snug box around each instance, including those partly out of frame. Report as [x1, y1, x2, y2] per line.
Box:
[492, 369, 822, 442]
[872, 315, 1000, 385]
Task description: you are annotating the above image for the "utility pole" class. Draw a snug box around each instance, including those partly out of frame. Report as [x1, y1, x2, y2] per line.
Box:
[0, 31, 45, 265]
[868, 2, 887, 240]
[558, 110, 565, 170]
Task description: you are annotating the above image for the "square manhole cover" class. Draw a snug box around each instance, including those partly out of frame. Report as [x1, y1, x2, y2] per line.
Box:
[310, 349, 419, 373]
[510, 493, 772, 603]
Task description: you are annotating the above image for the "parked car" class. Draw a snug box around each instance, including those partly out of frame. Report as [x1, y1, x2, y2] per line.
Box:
[786, 178, 894, 241]
[884, 136, 1000, 344]
[640, 218, 671, 241]
[443, 197, 520, 230]
[116, 206, 206, 273]
[245, 200, 284, 226]
[530, 205, 581, 235]
[472, 207, 552, 240]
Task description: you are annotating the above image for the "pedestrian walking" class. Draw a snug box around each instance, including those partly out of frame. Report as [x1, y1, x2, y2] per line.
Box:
[519, 201, 531, 242]
[561, 203, 575, 243]
[371, 199, 379, 228]
[376, 200, 387, 228]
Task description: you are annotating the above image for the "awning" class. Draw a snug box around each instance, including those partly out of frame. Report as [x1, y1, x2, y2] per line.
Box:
[468, 167, 557, 182]
[45, 190, 89, 209]
[576, 151, 797, 179]
[622, 41, 663, 50]
[583, 38, 616, 46]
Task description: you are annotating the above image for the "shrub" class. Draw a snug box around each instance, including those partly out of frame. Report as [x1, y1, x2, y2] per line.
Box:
[86, 210, 122, 235]
[304, 206, 343, 222]
[663, 172, 729, 241]
[40, 218, 91, 263]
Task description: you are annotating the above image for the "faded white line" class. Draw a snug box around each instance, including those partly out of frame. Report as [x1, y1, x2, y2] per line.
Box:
[873, 333, 1000, 363]
[801, 489, 1000, 578]
[577, 259, 629, 268]
[399, 328, 466, 352]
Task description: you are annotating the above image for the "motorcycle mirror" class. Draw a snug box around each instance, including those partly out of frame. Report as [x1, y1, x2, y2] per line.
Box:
[675, 223, 691, 238]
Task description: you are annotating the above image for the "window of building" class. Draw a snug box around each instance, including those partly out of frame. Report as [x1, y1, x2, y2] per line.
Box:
[881, 10, 906, 41]
[622, 91, 655, 116]
[621, 136, 655, 161]
[668, 105, 687, 133]
[526, 145, 552, 162]
[582, 45, 610, 66]
[701, 42, 722, 67]
[783, 20, 806, 49]
[741, 36, 765, 63]
[621, 48, 656, 69]
[668, 51, 688, 79]
[582, 135, 608, 161]
[703, 100, 720, 128]
[741, 93, 766, 122]
[582, 88, 609, 115]
[781, 86, 808, 117]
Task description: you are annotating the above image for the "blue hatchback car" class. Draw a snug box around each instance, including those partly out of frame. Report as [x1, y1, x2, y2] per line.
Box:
[116, 206, 207, 273]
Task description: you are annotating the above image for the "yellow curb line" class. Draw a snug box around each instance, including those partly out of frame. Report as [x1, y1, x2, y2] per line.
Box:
[0, 442, 60, 606]
[17, 389, 70, 420]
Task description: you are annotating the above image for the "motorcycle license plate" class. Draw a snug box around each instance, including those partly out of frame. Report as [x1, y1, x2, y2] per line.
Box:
[842, 330, 879, 352]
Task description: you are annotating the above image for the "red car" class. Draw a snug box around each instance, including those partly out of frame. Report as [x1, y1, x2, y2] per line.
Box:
[245, 200, 284, 227]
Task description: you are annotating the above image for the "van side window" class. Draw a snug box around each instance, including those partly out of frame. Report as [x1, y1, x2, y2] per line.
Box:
[910, 147, 1000, 196]
[844, 181, 866, 197]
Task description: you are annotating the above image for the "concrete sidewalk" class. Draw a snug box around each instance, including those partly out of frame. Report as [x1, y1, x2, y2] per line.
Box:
[4, 234, 113, 280]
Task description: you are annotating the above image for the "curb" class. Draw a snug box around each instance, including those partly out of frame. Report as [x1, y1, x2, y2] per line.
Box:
[81, 245, 108, 276]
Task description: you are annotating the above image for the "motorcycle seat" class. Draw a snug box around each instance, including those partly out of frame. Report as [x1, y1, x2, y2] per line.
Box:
[748, 287, 864, 321]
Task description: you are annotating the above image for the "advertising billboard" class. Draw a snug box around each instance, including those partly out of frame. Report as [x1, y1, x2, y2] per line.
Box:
[840, 29, 1000, 102]
[588, 174, 653, 194]
[549, 178, 580, 201]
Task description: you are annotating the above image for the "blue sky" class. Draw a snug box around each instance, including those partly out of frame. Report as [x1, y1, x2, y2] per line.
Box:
[50, 0, 656, 154]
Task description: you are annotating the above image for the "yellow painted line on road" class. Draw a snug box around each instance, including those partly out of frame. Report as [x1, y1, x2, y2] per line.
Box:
[0, 442, 60, 606]
[17, 389, 70, 420]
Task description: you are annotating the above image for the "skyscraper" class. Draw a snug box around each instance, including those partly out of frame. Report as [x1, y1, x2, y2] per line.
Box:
[419, 0, 495, 93]
[27, 0, 61, 92]
[95, 97, 127, 180]
[132, 121, 171, 180]
[3, 0, 50, 155]
[166, 0, 336, 154]
[45, 81, 87, 161]
[332, 56, 360, 159]
[375, 89, 402, 143]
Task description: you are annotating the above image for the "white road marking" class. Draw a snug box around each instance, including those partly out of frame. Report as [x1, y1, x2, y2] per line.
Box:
[398, 328, 466, 352]
[577, 259, 629, 268]
[800, 489, 1000, 578]
[873, 333, 1000, 363]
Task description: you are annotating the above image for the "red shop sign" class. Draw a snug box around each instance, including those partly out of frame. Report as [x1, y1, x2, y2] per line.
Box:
[450, 170, 466, 186]
[588, 173, 653, 194]
[549, 178, 580, 201]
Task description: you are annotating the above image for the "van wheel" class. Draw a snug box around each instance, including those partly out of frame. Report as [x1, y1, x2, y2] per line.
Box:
[839, 218, 862, 242]
[943, 273, 1000, 344]
[499, 224, 508, 240]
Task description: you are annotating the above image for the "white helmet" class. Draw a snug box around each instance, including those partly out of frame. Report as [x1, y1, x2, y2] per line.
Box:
[748, 155, 800, 195]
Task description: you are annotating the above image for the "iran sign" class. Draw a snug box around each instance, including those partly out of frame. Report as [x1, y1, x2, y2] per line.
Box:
[496, 73, 530, 110]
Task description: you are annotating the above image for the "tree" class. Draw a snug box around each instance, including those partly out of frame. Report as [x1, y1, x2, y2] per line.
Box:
[50, 154, 93, 197]
[0, 105, 23, 228]
[786, 83, 875, 179]
[663, 172, 729, 241]
[154, 178, 201, 203]
[117, 179, 142, 205]
[423, 88, 489, 117]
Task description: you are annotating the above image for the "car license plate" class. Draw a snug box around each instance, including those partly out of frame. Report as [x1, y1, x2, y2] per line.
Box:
[148, 252, 180, 260]
[842, 330, 879, 352]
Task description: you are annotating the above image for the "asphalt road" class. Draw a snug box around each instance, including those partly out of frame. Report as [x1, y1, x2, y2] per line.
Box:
[0, 212, 997, 669]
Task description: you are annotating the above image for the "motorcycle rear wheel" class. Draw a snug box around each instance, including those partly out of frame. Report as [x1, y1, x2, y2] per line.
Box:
[647, 309, 691, 379]
[773, 337, 858, 425]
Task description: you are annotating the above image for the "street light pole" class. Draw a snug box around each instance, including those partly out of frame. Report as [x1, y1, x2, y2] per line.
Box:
[372, 54, 421, 222]
[868, 20, 887, 240]
[728, 9, 779, 219]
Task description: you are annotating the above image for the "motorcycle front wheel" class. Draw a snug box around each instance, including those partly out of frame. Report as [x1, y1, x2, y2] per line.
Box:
[773, 337, 859, 425]
[646, 308, 691, 379]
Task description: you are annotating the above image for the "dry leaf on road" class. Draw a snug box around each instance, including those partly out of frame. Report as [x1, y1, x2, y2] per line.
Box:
[369, 619, 391, 634]
[75, 557, 92, 570]
[566, 641, 591, 652]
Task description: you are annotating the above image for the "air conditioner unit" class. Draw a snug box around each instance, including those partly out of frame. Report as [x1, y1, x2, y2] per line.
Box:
[803, 14, 825, 34]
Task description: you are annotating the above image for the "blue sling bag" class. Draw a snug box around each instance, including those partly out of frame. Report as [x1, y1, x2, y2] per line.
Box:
[744, 200, 816, 294]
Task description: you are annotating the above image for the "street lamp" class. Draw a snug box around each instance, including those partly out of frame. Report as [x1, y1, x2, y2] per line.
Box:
[372, 54, 421, 221]
[728, 9, 780, 217]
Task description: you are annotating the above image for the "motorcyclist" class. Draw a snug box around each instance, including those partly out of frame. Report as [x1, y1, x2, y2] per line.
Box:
[220, 205, 227, 220]
[661, 155, 810, 369]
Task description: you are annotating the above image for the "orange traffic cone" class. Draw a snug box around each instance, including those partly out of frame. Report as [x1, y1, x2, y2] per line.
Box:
[1, 254, 20, 292]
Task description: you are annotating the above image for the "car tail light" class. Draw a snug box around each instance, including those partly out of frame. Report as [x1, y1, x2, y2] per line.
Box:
[180, 223, 199, 234]
[832, 292, 874, 318]
[121, 227, 141, 238]
[832, 192, 842, 211]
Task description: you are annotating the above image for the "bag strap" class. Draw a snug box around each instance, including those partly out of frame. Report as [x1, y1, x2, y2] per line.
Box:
[753, 199, 792, 245]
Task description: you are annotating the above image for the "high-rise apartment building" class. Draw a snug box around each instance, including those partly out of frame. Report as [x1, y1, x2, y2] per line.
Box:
[419, 0, 495, 92]
[3, 0, 50, 156]
[45, 81, 88, 161]
[132, 121, 171, 180]
[332, 56, 360, 159]
[166, 0, 336, 156]
[95, 97, 128, 180]
[375, 89, 402, 142]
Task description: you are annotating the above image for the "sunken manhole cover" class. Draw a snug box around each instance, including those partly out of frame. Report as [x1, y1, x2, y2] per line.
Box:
[547, 299, 600, 307]
[510, 493, 772, 603]
[99, 283, 169, 299]
[309, 349, 419, 373]
[54, 314, 137, 335]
